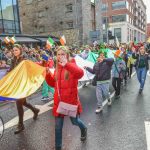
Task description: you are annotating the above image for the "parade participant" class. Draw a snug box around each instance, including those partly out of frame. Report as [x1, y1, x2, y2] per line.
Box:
[84, 51, 114, 113]
[45, 46, 87, 150]
[79, 45, 91, 87]
[127, 47, 136, 78]
[112, 50, 126, 99]
[40, 53, 54, 101]
[132, 46, 149, 94]
[121, 46, 128, 85]
[10, 44, 40, 134]
[79, 45, 91, 60]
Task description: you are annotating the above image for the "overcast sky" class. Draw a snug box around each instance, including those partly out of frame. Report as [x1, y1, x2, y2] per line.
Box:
[141, 0, 150, 23]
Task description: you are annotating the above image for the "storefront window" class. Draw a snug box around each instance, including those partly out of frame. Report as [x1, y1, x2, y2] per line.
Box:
[114, 28, 121, 42]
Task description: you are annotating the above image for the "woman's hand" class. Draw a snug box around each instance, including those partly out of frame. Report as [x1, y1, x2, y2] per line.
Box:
[58, 56, 67, 66]
[46, 67, 50, 74]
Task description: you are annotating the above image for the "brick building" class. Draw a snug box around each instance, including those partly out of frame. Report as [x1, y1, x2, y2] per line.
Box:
[147, 23, 150, 38]
[18, 0, 102, 46]
[101, 0, 146, 43]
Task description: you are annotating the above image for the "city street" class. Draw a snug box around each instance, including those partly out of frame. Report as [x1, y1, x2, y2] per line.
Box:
[0, 73, 150, 150]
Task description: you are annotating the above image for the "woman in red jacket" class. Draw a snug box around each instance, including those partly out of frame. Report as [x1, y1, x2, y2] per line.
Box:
[46, 46, 87, 150]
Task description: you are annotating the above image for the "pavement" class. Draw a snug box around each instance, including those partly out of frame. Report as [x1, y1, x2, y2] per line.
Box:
[0, 73, 150, 150]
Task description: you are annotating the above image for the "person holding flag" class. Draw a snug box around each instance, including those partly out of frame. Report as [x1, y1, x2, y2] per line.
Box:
[10, 44, 40, 134]
[37, 52, 55, 101]
[84, 51, 114, 113]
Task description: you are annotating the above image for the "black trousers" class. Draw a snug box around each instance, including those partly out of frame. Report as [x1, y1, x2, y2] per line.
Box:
[16, 98, 36, 125]
[128, 64, 133, 78]
[112, 77, 122, 96]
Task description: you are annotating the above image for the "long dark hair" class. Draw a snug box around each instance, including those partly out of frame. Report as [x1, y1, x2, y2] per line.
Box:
[13, 44, 23, 56]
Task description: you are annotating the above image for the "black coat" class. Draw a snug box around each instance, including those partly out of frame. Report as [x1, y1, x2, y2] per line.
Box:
[132, 53, 149, 70]
[86, 58, 114, 81]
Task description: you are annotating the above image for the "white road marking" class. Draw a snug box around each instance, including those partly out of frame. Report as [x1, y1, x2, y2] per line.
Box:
[145, 121, 150, 150]
[131, 71, 136, 78]
[4, 101, 53, 129]
[147, 71, 150, 76]
[4, 72, 136, 130]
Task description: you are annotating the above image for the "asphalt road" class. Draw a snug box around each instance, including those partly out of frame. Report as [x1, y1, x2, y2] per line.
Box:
[0, 73, 150, 150]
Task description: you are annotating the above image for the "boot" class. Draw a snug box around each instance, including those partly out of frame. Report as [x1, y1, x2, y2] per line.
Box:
[23, 101, 40, 120]
[33, 108, 40, 120]
[80, 128, 87, 141]
[14, 123, 25, 134]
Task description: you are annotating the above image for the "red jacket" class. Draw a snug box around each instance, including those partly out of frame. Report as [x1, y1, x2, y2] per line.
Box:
[45, 59, 84, 117]
[36, 59, 54, 68]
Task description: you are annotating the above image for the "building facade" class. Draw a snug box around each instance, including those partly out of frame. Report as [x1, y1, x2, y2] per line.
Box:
[101, 0, 146, 43]
[18, 0, 103, 46]
[147, 23, 150, 38]
[0, 0, 21, 34]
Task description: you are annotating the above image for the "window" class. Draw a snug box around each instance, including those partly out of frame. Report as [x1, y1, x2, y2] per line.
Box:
[114, 28, 121, 42]
[101, 3, 108, 12]
[0, 0, 20, 33]
[112, 1, 126, 10]
[102, 17, 108, 24]
[112, 14, 126, 22]
[66, 4, 73, 13]
[1, 0, 14, 20]
[26, 0, 33, 5]
[91, 0, 95, 3]
[66, 21, 74, 29]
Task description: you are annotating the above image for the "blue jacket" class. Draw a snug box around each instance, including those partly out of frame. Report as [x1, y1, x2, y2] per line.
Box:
[86, 58, 114, 81]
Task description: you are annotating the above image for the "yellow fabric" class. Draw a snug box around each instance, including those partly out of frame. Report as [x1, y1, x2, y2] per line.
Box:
[0, 60, 46, 99]
[147, 38, 150, 43]
[127, 57, 136, 68]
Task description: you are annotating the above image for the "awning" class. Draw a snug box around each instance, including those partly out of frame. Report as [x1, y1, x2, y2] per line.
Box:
[0, 37, 40, 43]
[33, 37, 60, 43]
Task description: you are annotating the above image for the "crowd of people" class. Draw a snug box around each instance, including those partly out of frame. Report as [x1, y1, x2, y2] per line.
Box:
[0, 41, 150, 150]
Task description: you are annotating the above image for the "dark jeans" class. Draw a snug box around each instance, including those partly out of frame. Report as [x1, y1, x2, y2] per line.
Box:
[55, 116, 86, 148]
[112, 77, 121, 96]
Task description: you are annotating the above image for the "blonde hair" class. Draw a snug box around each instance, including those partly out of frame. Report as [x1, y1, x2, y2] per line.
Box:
[56, 46, 71, 80]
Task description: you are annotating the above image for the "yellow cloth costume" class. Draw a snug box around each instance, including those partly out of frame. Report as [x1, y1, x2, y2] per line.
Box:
[0, 60, 46, 99]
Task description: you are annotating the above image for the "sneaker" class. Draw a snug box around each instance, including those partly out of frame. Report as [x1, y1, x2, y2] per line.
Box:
[41, 97, 50, 101]
[115, 95, 120, 99]
[107, 98, 112, 106]
[95, 107, 103, 113]
[80, 128, 87, 141]
[82, 83, 87, 88]
[139, 88, 143, 94]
